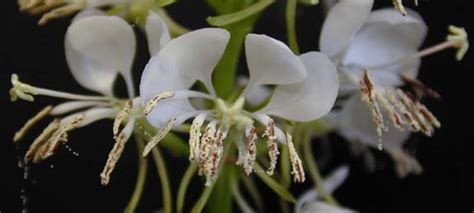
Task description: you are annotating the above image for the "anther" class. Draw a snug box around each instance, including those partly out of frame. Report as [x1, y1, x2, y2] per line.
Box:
[25, 119, 60, 163]
[142, 117, 176, 156]
[113, 100, 133, 138]
[286, 133, 305, 183]
[263, 119, 280, 175]
[40, 114, 84, 159]
[14, 105, 52, 142]
[392, 0, 407, 16]
[101, 119, 134, 185]
[143, 90, 175, 115]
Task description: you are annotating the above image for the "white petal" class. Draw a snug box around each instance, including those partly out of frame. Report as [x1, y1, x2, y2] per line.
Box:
[260, 52, 339, 122]
[65, 39, 117, 96]
[319, 0, 373, 59]
[342, 9, 427, 87]
[295, 165, 349, 212]
[299, 202, 354, 213]
[337, 94, 410, 149]
[72, 8, 106, 23]
[146, 28, 230, 96]
[145, 11, 171, 56]
[244, 34, 307, 94]
[66, 15, 136, 87]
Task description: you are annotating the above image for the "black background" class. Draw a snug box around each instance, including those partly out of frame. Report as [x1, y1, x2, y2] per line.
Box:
[2, 0, 472, 212]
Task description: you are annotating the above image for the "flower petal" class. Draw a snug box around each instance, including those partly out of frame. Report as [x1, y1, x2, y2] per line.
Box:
[65, 38, 117, 96]
[299, 202, 354, 213]
[244, 34, 307, 94]
[66, 15, 136, 85]
[336, 94, 410, 149]
[342, 9, 427, 87]
[145, 28, 230, 96]
[145, 11, 171, 56]
[72, 8, 106, 23]
[295, 165, 350, 212]
[259, 52, 339, 122]
[319, 0, 373, 59]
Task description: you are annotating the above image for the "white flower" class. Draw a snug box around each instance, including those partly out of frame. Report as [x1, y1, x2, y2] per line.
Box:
[10, 11, 170, 185]
[140, 30, 339, 186]
[295, 166, 354, 213]
[319, 0, 461, 177]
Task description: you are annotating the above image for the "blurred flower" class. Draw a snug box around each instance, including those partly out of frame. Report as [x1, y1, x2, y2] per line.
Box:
[319, 0, 464, 177]
[295, 166, 354, 213]
[140, 31, 339, 186]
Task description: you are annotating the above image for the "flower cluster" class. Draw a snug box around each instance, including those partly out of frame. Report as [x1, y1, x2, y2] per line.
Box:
[10, 0, 468, 211]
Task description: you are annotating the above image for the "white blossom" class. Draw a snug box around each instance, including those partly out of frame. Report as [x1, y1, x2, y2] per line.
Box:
[140, 30, 340, 185]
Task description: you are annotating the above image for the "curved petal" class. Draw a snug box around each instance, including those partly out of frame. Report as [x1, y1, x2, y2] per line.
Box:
[72, 8, 106, 23]
[66, 15, 136, 83]
[65, 38, 117, 96]
[295, 165, 350, 212]
[145, 11, 171, 56]
[319, 0, 374, 59]
[299, 202, 354, 213]
[342, 9, 427, 87]
[244, 34, 307, 94]
[149, 28, 230, 96]
[259, 52, 339, 122]
[140, 54, 191, 103]
[336, 94, 410, 150]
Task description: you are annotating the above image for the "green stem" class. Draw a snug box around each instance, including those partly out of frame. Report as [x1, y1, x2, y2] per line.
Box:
[177, 163, 198, 213]
[231, 176, 255, 212]
[151, 147, 173, 213]
[124, 135, 148, 213]
[191, 142, 232, 213]
[302, 130, 339, 206]
[241, 176, 264, 212]
[286, 0, 300, 54]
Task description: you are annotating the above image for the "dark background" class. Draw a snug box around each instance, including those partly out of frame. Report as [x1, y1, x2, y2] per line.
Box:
[2, 0, 472, 212]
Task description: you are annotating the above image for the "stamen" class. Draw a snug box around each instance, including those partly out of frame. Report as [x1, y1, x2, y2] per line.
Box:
[40, 114, 84, 159]
[397, 90, 439, 136]
[399, 75, 441, 100]
[100, 119, 135, 185]
[392, 0, 407, 16]
[286, 133, 305, 183]
[387, 90, 420, 131]
[189, 114, 207, 162]
[243, 127, 257, 176]
[143, 90, 175, 115]
[38, 1, 85, 26]
[25, 119, 60, 163]
[263, 118, 280, 175]
[360, 71, 386, 149]
[204, 127, 227, 186]
[14, 105, 52, 142]
[376, 91, 405, 131]
[113, 100, 133, 137]
[198, 122, 217, 175]
[142, 117, 176, 156]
